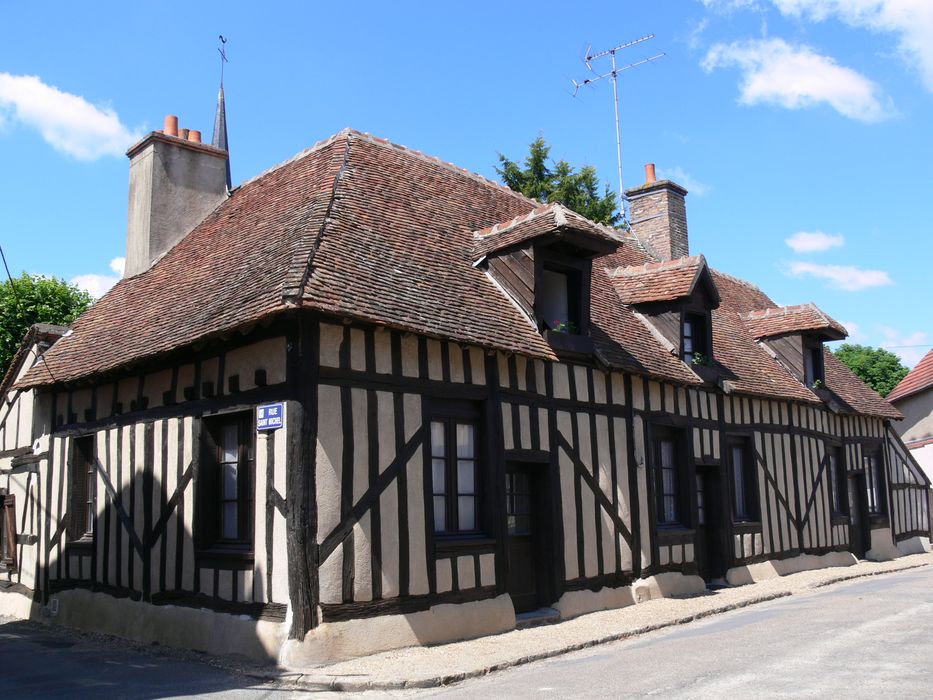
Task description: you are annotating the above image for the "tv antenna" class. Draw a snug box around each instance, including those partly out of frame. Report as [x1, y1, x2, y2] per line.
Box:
[572, 34, 664, 223]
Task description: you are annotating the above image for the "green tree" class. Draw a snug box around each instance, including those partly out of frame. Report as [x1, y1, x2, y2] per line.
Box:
[0, 273, 92, 378]
[833, 343, 909, 398]
[497, 136, 621, 227]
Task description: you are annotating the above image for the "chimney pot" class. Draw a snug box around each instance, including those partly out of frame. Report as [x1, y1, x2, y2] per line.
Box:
[163, 115, 178, 137]
[188, 130, 202, 143]
[645, 163, 656, 184]
[179, 127, 190, 140]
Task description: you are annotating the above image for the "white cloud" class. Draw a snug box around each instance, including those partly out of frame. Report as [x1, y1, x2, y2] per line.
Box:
[701, 0, 763, 10]
[877, 325, 930, 367]
[784, 260, 893, 290]
[71, 257, 125, 298]
[702, 38, 892, 121]
[839, 319, 864, 341]
[773, 0, 933, 92]
[785, 230, 845, 252]
[657, 166, 712, 196]
[0, 73, 142, 159]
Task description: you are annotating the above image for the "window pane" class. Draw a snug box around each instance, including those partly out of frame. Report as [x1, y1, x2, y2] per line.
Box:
[732, 446, 747, 518]
[433, 496, 446, 532]
[541, 269, 570, 329]
[456, 423, 475, 458]
[431, 422, 445, 458]
[457, 460, 475, 494]
[662, 467, 675, 495]
[804, 349, 816, 385]
[683, 337, 694, 353]
[223, 462, 238, 499]
[222, 424, 238, 463]
[222, 502, 238, 539]
[696, 475, 705, 526]
[432, 458, 446, 493]
[683, 319, 693, 338]
[660, 440, 675, 468]
[663, 495, 677, 523]
[458, 496, 476, 530]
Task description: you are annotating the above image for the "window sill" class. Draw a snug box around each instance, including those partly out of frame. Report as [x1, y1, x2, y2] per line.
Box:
[689, 363, 720, 384]
[434, 535, 496, 556]
[831, 515, 850, 526]
[65, 537, 94, 552]
[732, 520, 762, 533]
[543, 330, 594, 358]
[656, 525, 694, 536]
[197, 546, 255, 569]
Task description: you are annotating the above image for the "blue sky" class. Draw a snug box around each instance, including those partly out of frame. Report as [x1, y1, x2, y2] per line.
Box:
[0, 0, 930, 366]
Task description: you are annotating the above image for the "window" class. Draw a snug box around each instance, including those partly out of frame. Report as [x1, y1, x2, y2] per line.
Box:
[1, 493, 15, 571]
[828, 446, 848, 516]
[69, 436, 96, 542]
[199, 413, 255, 551]
[804, 340, 825, 387]
[864, 448, 885, 516]
[430, 405, 481, 535]
[683, 312, 710, 364]
[652, 427, 685, 526]
[729, 438, 758, 521]
[540, 265, 582, 334]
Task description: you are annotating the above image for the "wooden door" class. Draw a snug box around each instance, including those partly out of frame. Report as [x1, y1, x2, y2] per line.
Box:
[505, 464, 550, 613]
[694, 465, 726, 581]
[847, 474, 870, 558]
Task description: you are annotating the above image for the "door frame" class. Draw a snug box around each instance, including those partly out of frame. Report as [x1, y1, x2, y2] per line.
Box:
[503, 457, 557, 611]
[847, 472, 871, 559]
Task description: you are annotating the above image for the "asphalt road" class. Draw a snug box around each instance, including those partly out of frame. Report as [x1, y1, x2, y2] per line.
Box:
[2, 568, 933, 698]
[427, 567, 933, 699]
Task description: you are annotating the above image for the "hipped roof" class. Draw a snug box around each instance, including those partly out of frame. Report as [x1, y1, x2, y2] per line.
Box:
[887, 348, 933, 403]
[740, 303, 847, 341]
[17, 130, 899, 418]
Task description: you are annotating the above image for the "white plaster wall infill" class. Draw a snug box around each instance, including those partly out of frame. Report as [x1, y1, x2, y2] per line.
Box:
[725, 551, 857, 586]
[283, 594, 516, 667]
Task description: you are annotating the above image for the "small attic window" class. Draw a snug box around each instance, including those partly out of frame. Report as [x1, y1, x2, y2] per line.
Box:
[540, 265, 582, 334]
[682, 312, 711, 364]
[804, 339, 825, 387]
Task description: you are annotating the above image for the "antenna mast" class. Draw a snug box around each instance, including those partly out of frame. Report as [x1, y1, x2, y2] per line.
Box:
[572, 34, 664, 224]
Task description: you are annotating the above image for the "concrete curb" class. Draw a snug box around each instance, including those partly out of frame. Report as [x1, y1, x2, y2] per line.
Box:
[287, 559, 933, 692]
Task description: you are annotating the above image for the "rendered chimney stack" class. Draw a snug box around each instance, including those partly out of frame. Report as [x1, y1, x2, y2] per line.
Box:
[625, 164, 689, 261]
[124, 116, 229, 278]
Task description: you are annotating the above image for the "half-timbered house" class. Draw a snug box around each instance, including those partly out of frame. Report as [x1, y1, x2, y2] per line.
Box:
[1, 113, 929, 665]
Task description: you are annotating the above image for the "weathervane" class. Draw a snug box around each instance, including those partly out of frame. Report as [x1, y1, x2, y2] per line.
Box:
[572, 35, 665, 224]
[218, 35, 228, 85]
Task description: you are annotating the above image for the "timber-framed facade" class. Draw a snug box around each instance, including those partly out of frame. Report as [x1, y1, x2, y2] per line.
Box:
[1, 126, 929, 665]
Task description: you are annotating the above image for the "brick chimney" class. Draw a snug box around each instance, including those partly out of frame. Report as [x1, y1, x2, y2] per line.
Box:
[123, 115, 229, 277]
[625, 164, 689, 261]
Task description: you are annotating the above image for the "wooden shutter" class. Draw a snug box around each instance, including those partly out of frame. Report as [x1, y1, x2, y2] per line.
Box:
[69, 439, 89, 541]
[1, 494, 15, 570]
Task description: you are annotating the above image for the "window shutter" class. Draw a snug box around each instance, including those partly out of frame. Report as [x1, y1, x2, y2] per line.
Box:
[3, 494, 17, 569]
[69, 442, 88, 541]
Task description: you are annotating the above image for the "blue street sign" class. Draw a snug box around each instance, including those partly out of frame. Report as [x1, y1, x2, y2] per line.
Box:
[256, 402, 284, 431]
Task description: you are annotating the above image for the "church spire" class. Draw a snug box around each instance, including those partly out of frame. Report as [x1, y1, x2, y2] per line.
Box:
[212, 35, 231, 189]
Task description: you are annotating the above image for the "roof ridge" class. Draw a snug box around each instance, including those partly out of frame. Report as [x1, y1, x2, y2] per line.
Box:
[609, 253, 705, 277]
[237, 129, 353, 190]
[347, 130, 544, 210]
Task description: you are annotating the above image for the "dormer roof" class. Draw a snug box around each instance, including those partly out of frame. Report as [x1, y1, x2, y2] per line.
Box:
[740, 303, 847, 341]
[472, 203, 621, 260]
[607, 254, 720, 307]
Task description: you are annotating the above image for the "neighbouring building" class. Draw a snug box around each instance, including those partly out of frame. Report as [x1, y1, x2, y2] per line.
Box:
[888, 349, 933, 482]
[1, 98, 929, 665]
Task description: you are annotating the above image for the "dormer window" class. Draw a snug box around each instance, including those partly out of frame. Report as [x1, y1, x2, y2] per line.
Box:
[683, 312, 711, 364]
[804, 339, 825, 387]
[540, 264, 582, 334]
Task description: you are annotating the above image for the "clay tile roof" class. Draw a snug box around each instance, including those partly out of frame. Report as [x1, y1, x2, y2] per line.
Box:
[608, 255, 715, 305]
[739, 303, 847, 340]
[472, 203, 621, 259]
[887, 348, 933, 403]
[14, 129, 901, 419]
